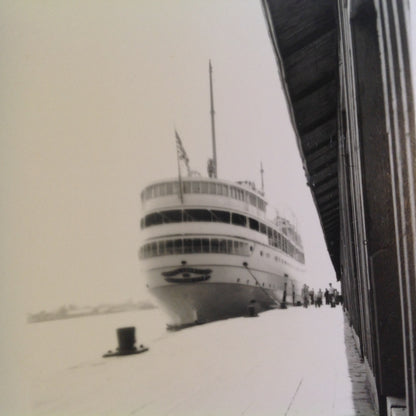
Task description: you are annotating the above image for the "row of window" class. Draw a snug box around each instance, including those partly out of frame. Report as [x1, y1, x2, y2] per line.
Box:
[141, 180, 267, 211]
[139, 238, 250, 259]
[140, 208, 305, 264]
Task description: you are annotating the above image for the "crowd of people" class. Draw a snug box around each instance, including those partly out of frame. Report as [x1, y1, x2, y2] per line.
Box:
[300, 282, 343, 308]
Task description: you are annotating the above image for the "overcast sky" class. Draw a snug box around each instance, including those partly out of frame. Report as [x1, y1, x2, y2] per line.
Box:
[1, 0, 336, 314]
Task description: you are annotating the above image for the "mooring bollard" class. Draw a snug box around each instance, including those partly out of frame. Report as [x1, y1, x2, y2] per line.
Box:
[103, 326, 149, 358]
[117, 327, 136, 353]
[247, 299, 258, 317]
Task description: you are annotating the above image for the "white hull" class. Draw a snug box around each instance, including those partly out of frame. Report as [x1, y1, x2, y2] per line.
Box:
[144, 260, 302, 326]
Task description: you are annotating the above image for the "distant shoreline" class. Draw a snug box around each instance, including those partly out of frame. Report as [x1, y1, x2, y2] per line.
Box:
[27, 301, 157, 324]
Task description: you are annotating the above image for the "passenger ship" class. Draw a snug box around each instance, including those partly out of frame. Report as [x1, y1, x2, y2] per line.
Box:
[138, 64, 305, 327]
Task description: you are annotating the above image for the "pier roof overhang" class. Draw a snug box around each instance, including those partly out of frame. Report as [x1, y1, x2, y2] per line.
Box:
[262, 0, 340, 276]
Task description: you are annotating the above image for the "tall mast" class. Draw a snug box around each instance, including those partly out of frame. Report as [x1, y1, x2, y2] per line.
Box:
[260, 162, 264, 193]
[209, 60, 218, 178]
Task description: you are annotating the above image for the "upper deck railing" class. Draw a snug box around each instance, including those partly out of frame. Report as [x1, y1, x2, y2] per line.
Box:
[141, 178, 267, 212]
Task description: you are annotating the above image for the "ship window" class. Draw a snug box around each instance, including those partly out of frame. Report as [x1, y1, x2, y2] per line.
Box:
[273, 229, 278, 247]
[166, 182, 173, 195]
[277, 233, 282, 248]
[249, 193, 256, 206]
[200, 182, 209, 193]
[222, 184, 229, 196]
[282, 237, 287, 253]
[183, 210, 192, 222]
[184, 239, 193, 253]
[184, 209, 212, 222]
[211, 210, 230, 223]
[172, 182, 179, 195]
[139, 238, 253, 259]
[173, 239, 183, 254]
[209, 182, 216, 194]
[151, 242, 158, 256]
[158, 241, 165, 256]
[144, 244, 151, 258]
[260, 223, 267, 234]
[216, 183, 223, 195]
[211, 238, 219, 253]
[191, 181, 201, 193]
[166, 240, 174, 254]
[193, 238, 202, 253]
[267, 227, 273, 238]
[183, 181, 191, 194]
[219, 239, 227, 253]
[145, 212, 163, 227]
[233, 240, 240, 254]
[162, 210, 182, 223]
[230, 187, 236, 198]
[249, 218, 259, 231]
[159, 183, 166, 196]
[202, 238, 210, 252]
[232, 213, 246, 227]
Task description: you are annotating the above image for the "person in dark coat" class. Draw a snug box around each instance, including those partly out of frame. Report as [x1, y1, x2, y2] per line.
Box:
[315, 289, 323, 307]
[301, 284, 309, 308]
[328, 283, 335, 307]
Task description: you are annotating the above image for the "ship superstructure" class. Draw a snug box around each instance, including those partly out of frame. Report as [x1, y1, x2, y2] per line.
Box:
[139, 176, 305, 326]
[138, 63, 305, 326]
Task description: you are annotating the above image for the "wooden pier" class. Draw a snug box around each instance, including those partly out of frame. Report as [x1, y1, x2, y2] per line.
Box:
[262, 1, 416, 414]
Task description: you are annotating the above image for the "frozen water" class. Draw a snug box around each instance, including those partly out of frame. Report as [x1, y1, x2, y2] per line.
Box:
[20, 306, 360, 415]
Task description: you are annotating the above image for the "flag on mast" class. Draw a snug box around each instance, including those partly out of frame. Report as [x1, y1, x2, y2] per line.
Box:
[175, 130, 190, 168]
[175, 130, 187, 203]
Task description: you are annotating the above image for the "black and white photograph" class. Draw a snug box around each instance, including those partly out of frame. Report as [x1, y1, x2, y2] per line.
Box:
[1, 1, 415, 415]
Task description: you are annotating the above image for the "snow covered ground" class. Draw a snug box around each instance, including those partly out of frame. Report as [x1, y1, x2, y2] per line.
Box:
[21, 305, 371, 415]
